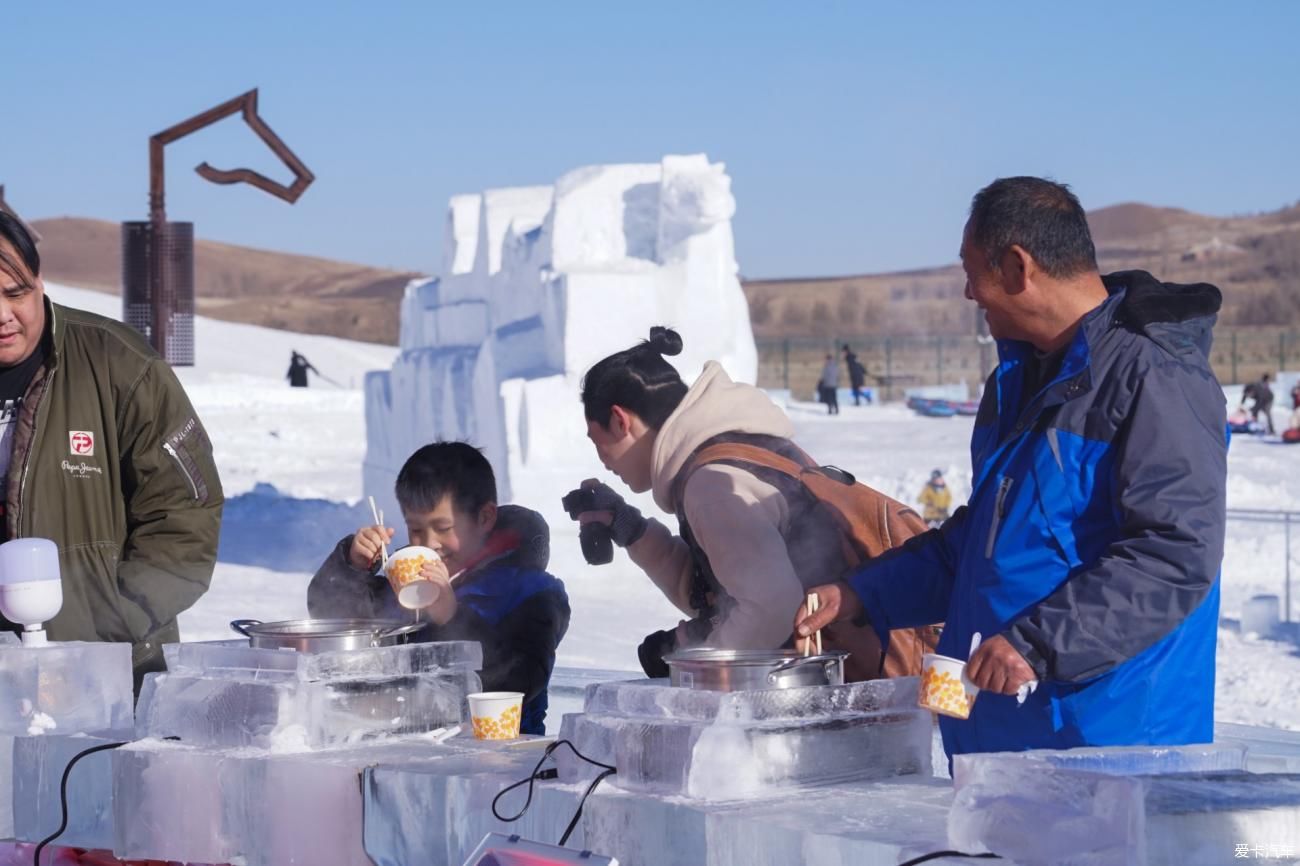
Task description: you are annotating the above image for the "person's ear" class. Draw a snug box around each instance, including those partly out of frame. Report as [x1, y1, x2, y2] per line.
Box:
[478, 501, 498, 531]
[608, 405, 634, 439]
[1002, 245, 1034, 296]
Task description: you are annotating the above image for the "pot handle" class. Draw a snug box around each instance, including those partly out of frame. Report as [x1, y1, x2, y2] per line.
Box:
[230, 619, 263, 637]
[767, 654, 835, 683]
[371, 622, 427, 645]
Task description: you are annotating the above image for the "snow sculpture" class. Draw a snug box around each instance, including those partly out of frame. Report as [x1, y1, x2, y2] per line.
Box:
[364, 155, 756, 511]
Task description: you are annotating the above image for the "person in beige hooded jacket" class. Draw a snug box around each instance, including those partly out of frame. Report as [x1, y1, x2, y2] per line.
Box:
[567, 326, 852, 677]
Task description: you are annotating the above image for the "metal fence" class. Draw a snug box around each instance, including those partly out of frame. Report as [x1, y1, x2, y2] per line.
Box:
[1227, 508, 1297, 624]
[756, 327, 1300, 401]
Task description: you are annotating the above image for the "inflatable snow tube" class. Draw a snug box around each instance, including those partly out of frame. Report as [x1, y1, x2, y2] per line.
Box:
[917, 402, 958, 418]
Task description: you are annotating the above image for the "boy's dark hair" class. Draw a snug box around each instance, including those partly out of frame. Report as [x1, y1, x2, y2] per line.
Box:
[581, 326, 688, 430]
[395, 442, 497, 515]
[967, 176, 1098, 279]
[0, 211, 41, 290]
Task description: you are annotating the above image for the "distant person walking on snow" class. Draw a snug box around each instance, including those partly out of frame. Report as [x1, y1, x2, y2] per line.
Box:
[819, 354, 840, 415]
[843, 345, 870, 405]
[918, 469, 952, 528]
[1241, 373, 1275, 434]
[287, 351, 319, 388]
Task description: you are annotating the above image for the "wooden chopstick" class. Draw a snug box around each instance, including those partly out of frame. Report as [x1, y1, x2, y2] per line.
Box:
[813, 592, 823, 655]
[368, 495, 390, 567]
[803, 591, 822, 657]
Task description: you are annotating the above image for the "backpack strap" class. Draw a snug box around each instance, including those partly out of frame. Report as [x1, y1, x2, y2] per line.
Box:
[674, 442, 815, 506]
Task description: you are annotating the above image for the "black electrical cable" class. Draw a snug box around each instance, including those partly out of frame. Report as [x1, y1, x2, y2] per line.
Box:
[490, 738, 617, 847]
[897, 850, 1002, 865]
[33, 739, 128, 866]
[558, 766, 616, 847]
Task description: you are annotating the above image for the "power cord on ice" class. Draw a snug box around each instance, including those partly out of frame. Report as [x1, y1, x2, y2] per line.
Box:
[491, 738, 617, 847]
[897, 851, 1002, 865]
[33, 739, 129, 866]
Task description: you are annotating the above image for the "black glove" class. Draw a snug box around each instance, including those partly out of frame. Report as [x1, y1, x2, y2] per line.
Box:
[561, 481, 647, 548]
[637, 628, 676, 679]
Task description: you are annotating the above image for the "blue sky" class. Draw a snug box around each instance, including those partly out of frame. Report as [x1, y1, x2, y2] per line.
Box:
[6, 2, 1299, 278]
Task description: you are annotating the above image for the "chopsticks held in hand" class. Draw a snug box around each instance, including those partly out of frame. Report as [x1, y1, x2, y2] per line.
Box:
[802, 592, 823, 657]
[368, 495, 390, 568]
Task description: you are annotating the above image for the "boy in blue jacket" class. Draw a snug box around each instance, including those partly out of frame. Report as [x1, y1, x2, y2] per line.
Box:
[308, 442, 570, 735]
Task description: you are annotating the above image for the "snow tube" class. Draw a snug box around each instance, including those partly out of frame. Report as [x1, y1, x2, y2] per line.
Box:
[1227, 410, 1252, 433]
[955, 401, 980, 416]
[916, 402, 958, 418]
[1282, 428, 1300, 444]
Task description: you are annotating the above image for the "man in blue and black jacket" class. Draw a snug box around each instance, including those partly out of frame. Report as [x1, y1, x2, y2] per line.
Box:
[797, 176, 1227, 758]
[309, 442, 570, 735]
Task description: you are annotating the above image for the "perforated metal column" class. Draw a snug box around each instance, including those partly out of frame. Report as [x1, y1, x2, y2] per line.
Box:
[121, 221, 195, 366]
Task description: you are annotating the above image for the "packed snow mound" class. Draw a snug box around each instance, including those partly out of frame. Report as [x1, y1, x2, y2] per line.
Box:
[365, 155, 757, 513]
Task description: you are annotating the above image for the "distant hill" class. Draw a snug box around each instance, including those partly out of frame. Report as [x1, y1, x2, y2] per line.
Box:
[30, 217, 421, 345]
[29, 198, 1300, 350]
[742, 200, 1300, 338]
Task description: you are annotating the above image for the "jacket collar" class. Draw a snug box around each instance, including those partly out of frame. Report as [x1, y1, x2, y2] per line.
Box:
[43, 296, 64, 367]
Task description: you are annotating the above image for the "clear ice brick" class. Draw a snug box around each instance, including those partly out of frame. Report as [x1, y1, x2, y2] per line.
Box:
[947, 745, 1294, 866]
[12, 731, 128, 849]
[0, 641, 133, 736]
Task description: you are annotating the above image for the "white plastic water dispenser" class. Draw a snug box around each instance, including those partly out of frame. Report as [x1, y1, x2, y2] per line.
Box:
[0, 537, 63, 646]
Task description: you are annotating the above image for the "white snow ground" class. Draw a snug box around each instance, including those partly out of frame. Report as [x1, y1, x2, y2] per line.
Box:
[43, 282, 1300, 732]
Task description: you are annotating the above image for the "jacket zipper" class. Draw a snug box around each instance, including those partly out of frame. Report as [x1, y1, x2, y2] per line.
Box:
[985, 476, 1014, 558]
[17, 366, 58, 532]
[163, 442, 201, 500]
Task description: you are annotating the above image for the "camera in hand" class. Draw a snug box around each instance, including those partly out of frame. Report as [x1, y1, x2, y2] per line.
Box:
[561, 488, 615, 565]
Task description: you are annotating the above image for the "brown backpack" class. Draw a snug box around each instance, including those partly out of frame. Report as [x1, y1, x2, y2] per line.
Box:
[687, 442, 942, 681]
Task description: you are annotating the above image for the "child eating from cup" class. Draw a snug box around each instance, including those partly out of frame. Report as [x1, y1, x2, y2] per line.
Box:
[308, 442, 570, 734]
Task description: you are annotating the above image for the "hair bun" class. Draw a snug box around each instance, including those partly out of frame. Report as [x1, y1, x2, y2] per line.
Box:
[648, 326, 683, 357]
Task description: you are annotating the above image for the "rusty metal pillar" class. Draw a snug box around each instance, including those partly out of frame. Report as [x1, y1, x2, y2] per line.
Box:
[126, 89, 314, 365]
[122, 222, 194, 364]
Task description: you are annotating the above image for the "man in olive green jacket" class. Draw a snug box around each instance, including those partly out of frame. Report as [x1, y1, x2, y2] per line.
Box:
[1, 213, 222, 688]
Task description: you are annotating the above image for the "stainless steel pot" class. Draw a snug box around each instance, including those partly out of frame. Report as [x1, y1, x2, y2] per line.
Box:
[229, 618, 426, 652]
[663, 648, 849, 691]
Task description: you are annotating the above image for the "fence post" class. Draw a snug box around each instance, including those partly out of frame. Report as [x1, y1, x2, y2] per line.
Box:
[936, 337, 944, 386]
[1281, 331, 1287, 374]
[1287, 513, 1292, 625]
[885, 337, 893, 403]
[1231, 330, 1238, 384]
[782, 339, 789, 392]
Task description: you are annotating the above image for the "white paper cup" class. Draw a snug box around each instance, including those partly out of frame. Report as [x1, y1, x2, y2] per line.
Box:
[468, 691, 524, 740]
[384, 545, 440, 610]
[918, 653, 980, 719]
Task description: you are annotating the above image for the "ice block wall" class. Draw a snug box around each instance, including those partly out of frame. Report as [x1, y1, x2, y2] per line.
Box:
[364, 155, 758, 516]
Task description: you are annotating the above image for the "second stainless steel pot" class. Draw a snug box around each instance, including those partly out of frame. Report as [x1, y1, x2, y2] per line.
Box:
[229, 618, 426, 652]
[663, 648, 849, 691]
